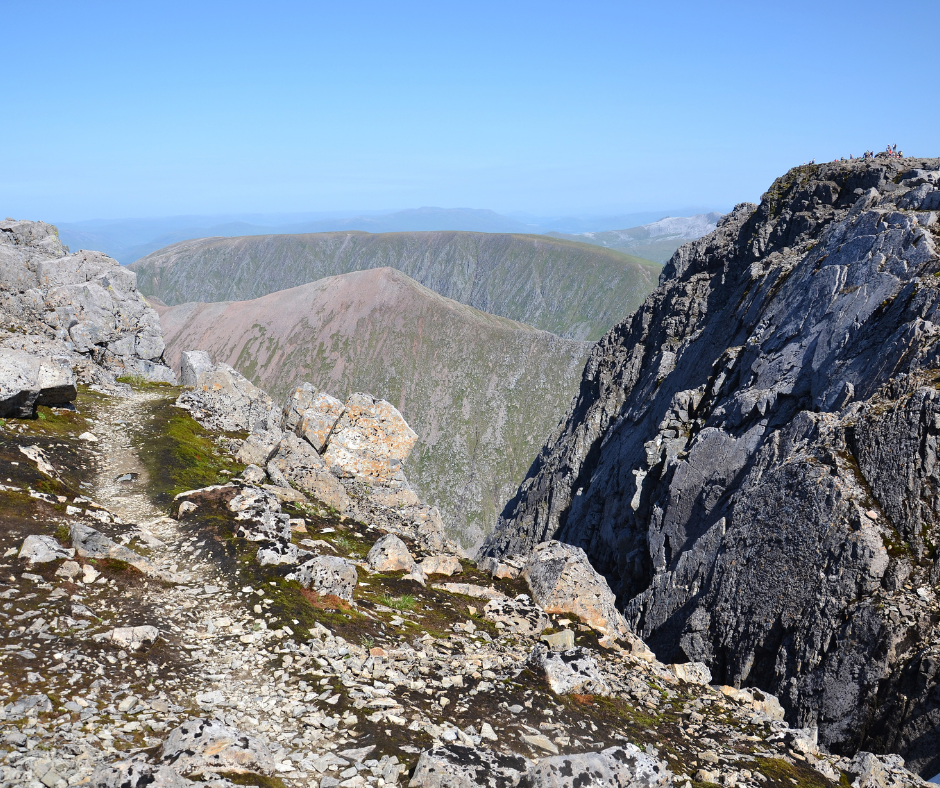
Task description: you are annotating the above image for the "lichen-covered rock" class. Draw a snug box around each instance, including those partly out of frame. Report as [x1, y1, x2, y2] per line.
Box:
[90, 760, 190, 788]
[176, 362, 278, 433]
[419, 555, 462, 576]
[367, 533, 416, 573]
[323, 393, 418, 482]
[522, 541, 635, 647]
[267, 432, 351, 512]
[521, 743, 674, 788]
[236, 428, 284, 467]
[483, 594, 549, 636]
[282, 383, 344, 451]
[409, 744, 528, 788]
[159, 718, 275, 776]
[528, 644, 611, 696]
[482, 158, 940, 772]
[287, 555, 358, 602]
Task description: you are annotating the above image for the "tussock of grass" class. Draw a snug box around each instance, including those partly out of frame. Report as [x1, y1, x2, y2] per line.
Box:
[380, 593, 416, 611]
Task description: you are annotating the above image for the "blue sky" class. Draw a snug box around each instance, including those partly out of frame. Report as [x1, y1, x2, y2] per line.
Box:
[2, 0, 938, 221]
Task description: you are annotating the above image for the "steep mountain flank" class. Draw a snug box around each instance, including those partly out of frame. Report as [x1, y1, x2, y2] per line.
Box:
[157, 267, 591, 548]
[483, 157, 940, 776]
[545, 212, 724, 263]
[130, 231, 660, 341]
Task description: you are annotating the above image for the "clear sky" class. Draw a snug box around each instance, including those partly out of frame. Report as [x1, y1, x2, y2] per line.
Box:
[2, 0, 938, 221]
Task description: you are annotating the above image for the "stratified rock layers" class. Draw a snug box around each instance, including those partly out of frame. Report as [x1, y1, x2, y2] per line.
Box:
[483, 158, 940, 775]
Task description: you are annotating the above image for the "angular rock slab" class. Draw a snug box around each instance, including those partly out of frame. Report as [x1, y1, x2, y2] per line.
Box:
[180, 349, 214, 387]
[159, 718, 275, 776]
[522, 744, 675, 788]
[409, 744, 528, 788]
[523, 541, 641, 649]
[323, 392, 418, 483]
[282, 383, 344, 451]
[288, 555, 358, 602]
[529, 644, 611, 696]
[19, 534, 75, 563]
[268, 432, 350, 512]
[0, 348, 75, 417]
[176, 362, 277, 434]
[90, 760, 190, 788]
[484, 594, 549, 636]
[367, 533, 416, 573]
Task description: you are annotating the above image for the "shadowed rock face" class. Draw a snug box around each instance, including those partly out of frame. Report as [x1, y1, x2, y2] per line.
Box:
[157, 267, 590, 548]
[130, 230, 661, 341]
[482, 157, 940, 775]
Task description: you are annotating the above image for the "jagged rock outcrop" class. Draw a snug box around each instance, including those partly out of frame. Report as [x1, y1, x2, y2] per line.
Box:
[0, 219, 176, 397]
[483, 157, 940, 776]
[178, 354, 454, 554]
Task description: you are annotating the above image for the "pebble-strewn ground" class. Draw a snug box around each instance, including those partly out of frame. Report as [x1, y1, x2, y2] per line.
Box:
[0, 385, 927, 788]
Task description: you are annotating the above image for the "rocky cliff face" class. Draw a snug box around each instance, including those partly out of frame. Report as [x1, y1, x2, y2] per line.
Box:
[156, 267, 590, 548]
[129, 231, 661, 341]
[0, 219, 176, 389]
[482, 157, 940, 776]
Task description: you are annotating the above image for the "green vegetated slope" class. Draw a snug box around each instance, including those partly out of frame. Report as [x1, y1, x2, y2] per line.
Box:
[132, 231, 660, 341]
[157, 267, 591, 548]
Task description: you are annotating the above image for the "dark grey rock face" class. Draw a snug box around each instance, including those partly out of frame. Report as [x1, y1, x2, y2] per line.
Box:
[482, 157, 940, 775]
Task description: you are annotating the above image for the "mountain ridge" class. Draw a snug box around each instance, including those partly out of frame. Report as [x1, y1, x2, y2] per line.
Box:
[131, 230, 661, 341]
[157, 265, 592, 547]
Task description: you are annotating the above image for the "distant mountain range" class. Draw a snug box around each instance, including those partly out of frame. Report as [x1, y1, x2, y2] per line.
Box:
[545, 212, 724, 263]
[156, 267, 591, 547]
[131, 231, 661, 341]
[56, 206, 720, 264]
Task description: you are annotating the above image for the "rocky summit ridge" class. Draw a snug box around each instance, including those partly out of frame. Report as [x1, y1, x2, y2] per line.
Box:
[483, 156, 940, 778]
[0, 218, 927, 788]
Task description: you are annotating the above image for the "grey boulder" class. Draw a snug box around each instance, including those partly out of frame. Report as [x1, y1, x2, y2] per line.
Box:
[287, 555, 358, 602]
[521, 744, 674, 788]
[529, 643, 611, 696]
[159, 717, 275, 776]
[409, 744, 528, 788]
[18, 534, 75, 564]
[0, 348, 75, 417]
[90, 761, 190, 788]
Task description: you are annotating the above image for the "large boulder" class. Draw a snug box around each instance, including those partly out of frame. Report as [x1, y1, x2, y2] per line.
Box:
[528, 644, 611, 696]
[409, 745, 528, 788]
[90, 760, 190, 788]
[524, 744, 675, 788]
[18, 535, 75, 563]
[483, 594, 549, 637]
[367, 533, 416, 573]
[282, 383, 344, 451]
[159, 718, 275, 776]
[522, 541, 640, 649]
[267, 432, 351, 512]
[287, 555, 358, 602]
[0, 349, 75, 417]
[323, 393, 418, 483]
[180, 349, 214, 387]
[176, 361, 278, 434]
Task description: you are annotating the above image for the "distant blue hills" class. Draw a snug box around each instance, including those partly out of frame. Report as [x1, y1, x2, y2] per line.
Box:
[55, 205, 718, 264]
